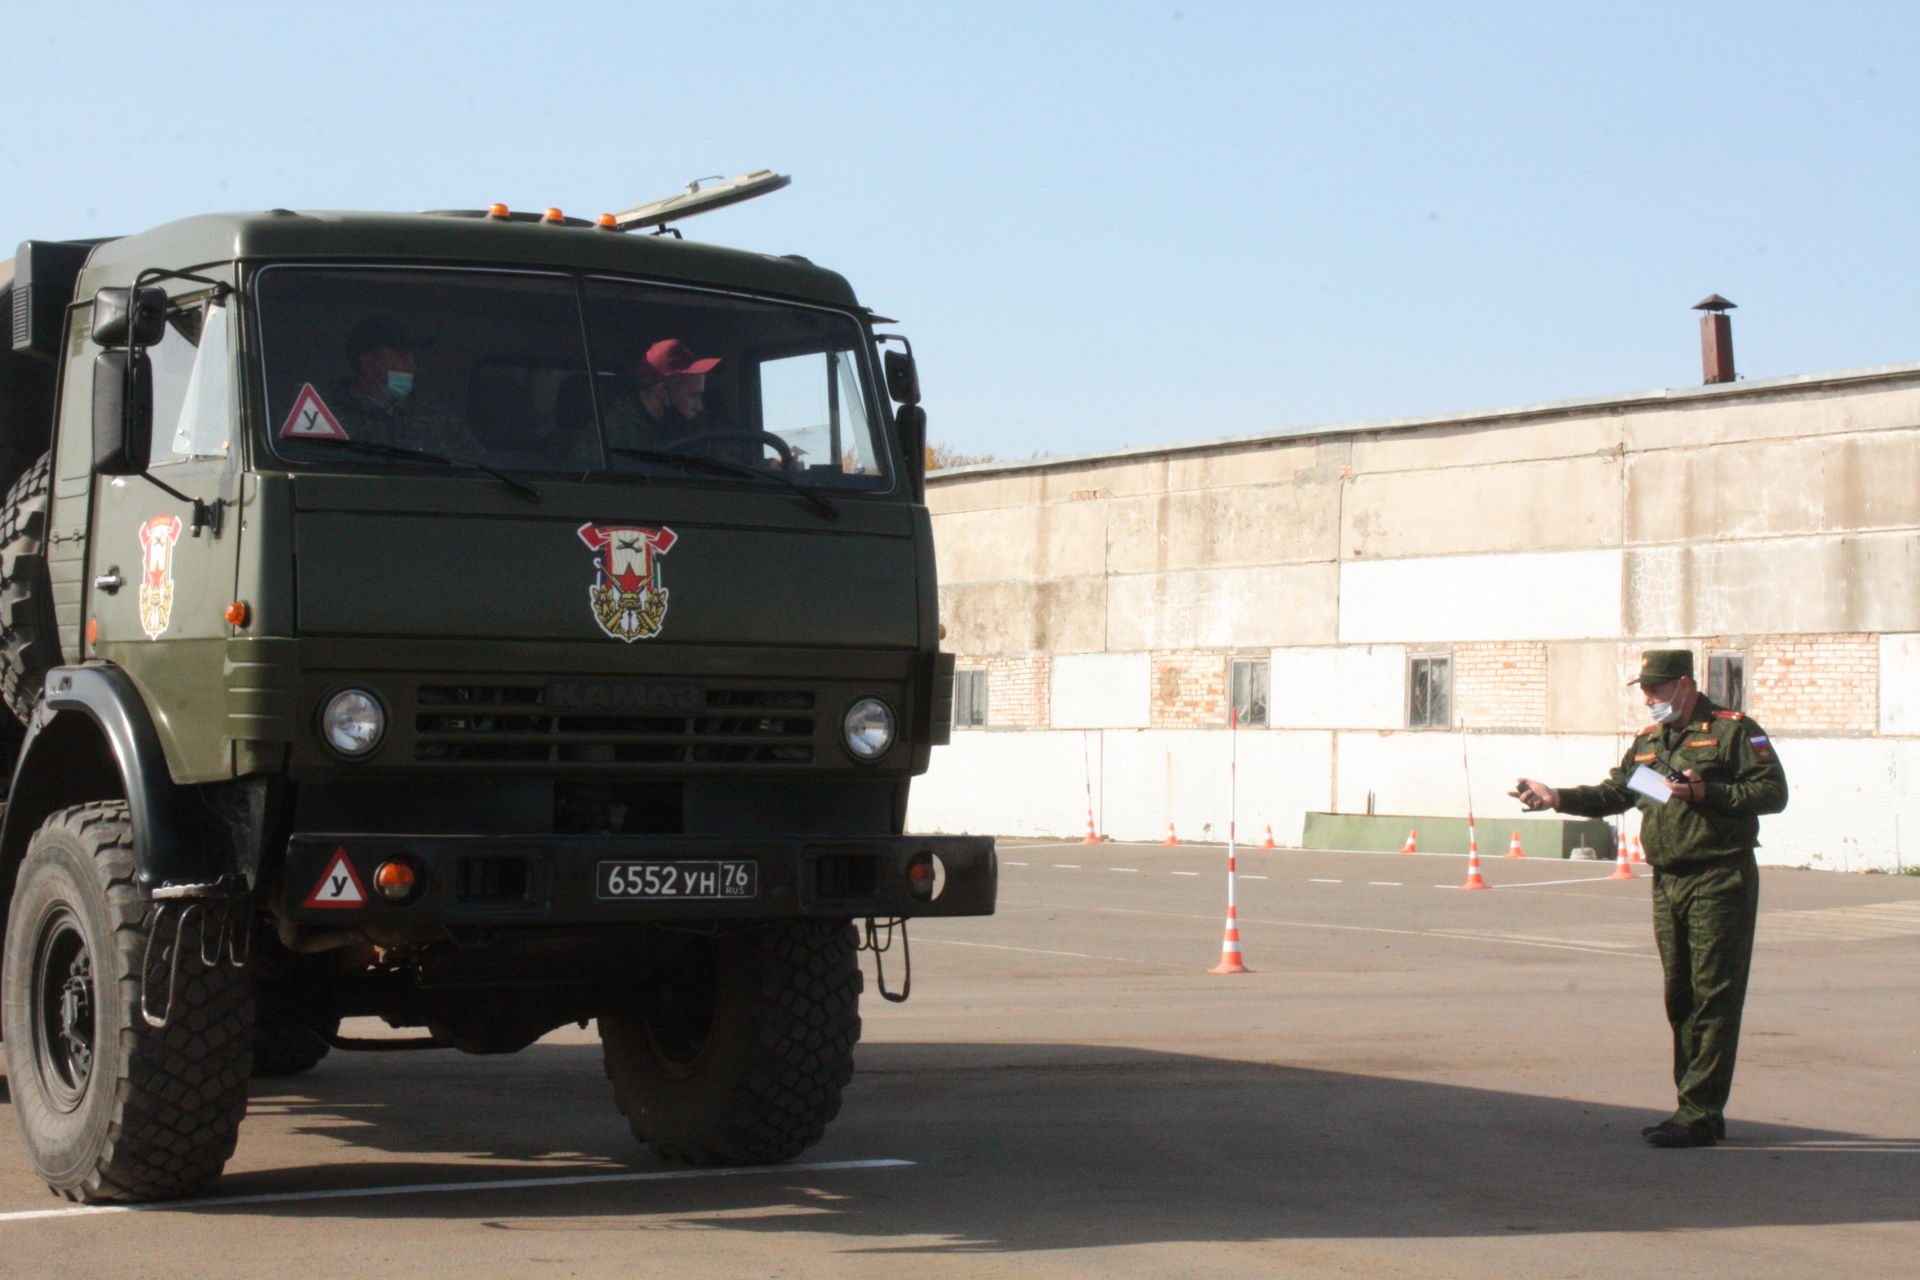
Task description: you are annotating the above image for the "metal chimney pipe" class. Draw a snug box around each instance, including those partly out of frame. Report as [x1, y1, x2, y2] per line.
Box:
[1693, 294, 1737, 384]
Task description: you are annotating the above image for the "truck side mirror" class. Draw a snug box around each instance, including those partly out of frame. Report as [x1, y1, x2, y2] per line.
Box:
[91, 286, 169, 348]
[896, 403, 927, 502]
[884, 349, 920, 406]
[93, 350, 153, 475]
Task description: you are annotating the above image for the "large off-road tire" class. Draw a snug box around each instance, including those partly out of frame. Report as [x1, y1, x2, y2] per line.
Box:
[601, 919, 862, 1166]
[1, 803, 254, 1202]
[0, 451, 60, 723]
[250, 1018, 335, 1078]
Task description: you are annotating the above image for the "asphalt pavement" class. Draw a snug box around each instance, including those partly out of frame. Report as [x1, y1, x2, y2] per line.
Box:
[1, 841, 1915, 1279]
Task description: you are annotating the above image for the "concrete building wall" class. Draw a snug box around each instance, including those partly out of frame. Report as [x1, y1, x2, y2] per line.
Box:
[913, 362, 1920, 870]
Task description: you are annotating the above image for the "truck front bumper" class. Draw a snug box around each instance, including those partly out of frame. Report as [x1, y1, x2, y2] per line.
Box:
[281, 832, 996, 927]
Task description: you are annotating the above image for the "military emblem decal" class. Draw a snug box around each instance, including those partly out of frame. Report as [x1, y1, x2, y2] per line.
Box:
[577, 523, 679, 642]
[137, 513, 184, 639]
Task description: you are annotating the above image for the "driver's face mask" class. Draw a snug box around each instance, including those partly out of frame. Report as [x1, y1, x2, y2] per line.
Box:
[385, 370, 416, 399]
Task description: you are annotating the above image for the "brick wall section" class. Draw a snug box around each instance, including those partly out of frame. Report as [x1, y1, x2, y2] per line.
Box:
[1151, 650, 1227, 728]
[987, 654, 1050, 728]
[1452, 641, 1548, 731]
[1747, 634, 1877, 732]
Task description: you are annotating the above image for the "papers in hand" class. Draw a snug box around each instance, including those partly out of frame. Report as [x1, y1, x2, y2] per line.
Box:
[1628, 764, 1673, 804]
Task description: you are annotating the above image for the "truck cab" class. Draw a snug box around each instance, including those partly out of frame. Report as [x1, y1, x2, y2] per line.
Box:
[0, 189, 992, 1203]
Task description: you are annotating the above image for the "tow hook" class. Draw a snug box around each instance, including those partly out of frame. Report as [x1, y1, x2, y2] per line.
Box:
[858, 917, 911, 1003]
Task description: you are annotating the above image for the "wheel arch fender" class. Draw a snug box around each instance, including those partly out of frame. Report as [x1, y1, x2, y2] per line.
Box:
[0, 664, 210, 908]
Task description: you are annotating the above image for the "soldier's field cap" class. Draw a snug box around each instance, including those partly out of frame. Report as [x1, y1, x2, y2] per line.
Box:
[1631, 649, 1694, 685]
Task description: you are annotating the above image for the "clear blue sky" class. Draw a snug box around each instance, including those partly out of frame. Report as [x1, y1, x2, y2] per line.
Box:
[7, 1, 1915, 461]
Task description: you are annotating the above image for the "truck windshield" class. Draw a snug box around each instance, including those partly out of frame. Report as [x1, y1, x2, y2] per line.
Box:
[252, 266, 892, 489]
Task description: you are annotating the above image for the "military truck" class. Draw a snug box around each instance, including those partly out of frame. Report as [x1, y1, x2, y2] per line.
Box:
[0, 172, 994, 1202]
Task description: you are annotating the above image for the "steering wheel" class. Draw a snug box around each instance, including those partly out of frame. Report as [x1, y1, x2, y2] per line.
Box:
[665, 430, 796, 470]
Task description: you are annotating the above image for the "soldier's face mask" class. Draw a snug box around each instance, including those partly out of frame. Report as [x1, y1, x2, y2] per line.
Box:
[385, 370, 416, 399]
[1644, 677, 1689, 725]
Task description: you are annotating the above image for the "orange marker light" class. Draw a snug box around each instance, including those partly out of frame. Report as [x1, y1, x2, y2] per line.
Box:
[487, 203, 510, 219]
[225, 601, 251, 627]
[87, 617, 99, 646]
[596, 212, 618, 229]
[541, 207, 564, 223]
[373, 861, 417, 902]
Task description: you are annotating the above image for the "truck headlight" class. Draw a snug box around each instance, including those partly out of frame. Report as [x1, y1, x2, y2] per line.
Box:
[320, 688, 386, 757]
[843, 697, 895, 761]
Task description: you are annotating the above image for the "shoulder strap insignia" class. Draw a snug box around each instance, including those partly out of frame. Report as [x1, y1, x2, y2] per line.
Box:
[1637, 724, 1658, 737]
[1713, 710, 1745, 720]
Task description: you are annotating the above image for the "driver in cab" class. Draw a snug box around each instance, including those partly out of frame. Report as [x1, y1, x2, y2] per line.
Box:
[332, 316, 483, 458]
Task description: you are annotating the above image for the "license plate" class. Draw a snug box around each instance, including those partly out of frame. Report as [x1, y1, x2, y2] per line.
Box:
[595, 860, 758, 901]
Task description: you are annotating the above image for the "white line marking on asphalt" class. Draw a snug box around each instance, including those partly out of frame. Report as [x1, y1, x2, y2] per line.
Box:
[996, 901, 1658, 960]
[1309, 878, 1342, 883]
[1369, 881, 1402, 887]
[1053, 864, 1081, 869]
[1240, 875, 1267, 880]
[1171, 871, 1200, 877]
[1110, 867, 1140, 873]
[1004, 861, 1028, 866]
[918, 938, 1185, 968]
[0, 1159, 917, 1224]
[996, 842, 1072, 851]
[1500, 874, 1630, 889]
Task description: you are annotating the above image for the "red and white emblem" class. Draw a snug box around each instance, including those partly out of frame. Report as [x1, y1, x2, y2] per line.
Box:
[578, 523, 679, 642]
[137, 513, 184, 639]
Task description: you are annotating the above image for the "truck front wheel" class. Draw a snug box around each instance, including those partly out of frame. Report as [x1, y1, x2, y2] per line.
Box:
[0, 803, 253, 1201]
[600, 919, 862, 1166]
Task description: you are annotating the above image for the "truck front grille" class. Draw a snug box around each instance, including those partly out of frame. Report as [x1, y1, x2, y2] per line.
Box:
[414, 684, 816, 765]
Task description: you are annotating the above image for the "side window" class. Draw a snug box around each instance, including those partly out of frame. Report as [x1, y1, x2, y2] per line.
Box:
[1707, 652, 1744, 711]
[953, 667, 988, 728]
[1230, 656, 1268, 727]
[1408, 653, 1452, 729]
[161, 301, 232, 463]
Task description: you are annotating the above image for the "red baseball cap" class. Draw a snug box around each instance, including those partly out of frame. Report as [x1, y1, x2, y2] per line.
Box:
[642, 338, 721, 384]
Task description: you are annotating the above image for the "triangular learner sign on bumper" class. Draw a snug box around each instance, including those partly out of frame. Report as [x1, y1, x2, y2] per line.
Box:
[305, 848, 369, 908]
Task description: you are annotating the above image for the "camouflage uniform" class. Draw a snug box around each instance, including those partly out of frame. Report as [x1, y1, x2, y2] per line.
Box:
[329, 380, 485, 459]
[1555, 653, 1788, 1141]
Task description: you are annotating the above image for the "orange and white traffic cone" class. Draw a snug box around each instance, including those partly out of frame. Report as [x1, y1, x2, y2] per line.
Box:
[1608, 837, 1637, 881]
[1162, 823, 1180, 846]
[1460, 836, 1491, 890]
[1506, 830, 1525, 859]
[1260, 824, 1277, 850]
[1629, 832, 1646, 863]
[1207, 905, 1251, 974]
[1080, 809, 1102, 845]
[1400, 828, 1419, 854]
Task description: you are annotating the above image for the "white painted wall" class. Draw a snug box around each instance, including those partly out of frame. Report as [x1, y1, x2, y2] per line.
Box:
[1050, 652, 1150, 728]
[1340, 550, 1624, 643]
[909, 727, 1916, 871]
[1879, 633, 1920, 735]
[1268, 645, 1406, 729]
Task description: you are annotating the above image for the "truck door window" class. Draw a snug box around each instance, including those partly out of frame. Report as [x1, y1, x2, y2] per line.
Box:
[162, 301, 232, 462]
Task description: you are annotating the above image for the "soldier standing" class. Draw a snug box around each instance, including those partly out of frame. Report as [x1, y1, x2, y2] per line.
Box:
[1510, 649, 1788, 1148]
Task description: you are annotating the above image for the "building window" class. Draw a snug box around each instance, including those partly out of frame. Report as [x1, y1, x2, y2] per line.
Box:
[1408, 654, 1451, 728]
[1230, 657, 1268, 727]
[954, 667, 988, 728]
[1707, 653, 1744, 711]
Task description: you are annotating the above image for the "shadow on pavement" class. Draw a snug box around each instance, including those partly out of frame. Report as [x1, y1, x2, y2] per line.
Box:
[150, 1037, 1920, 1251]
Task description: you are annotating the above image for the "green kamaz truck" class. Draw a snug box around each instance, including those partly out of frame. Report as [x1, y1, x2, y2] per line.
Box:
[0, 173, 994, 1202]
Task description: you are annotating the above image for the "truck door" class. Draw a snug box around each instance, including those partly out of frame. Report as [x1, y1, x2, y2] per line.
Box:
[85, 290, 244, 783]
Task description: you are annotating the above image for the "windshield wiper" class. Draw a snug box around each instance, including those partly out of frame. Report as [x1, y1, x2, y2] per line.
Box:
[609, 447, 841, 521]
[303, 437, 541, 502]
